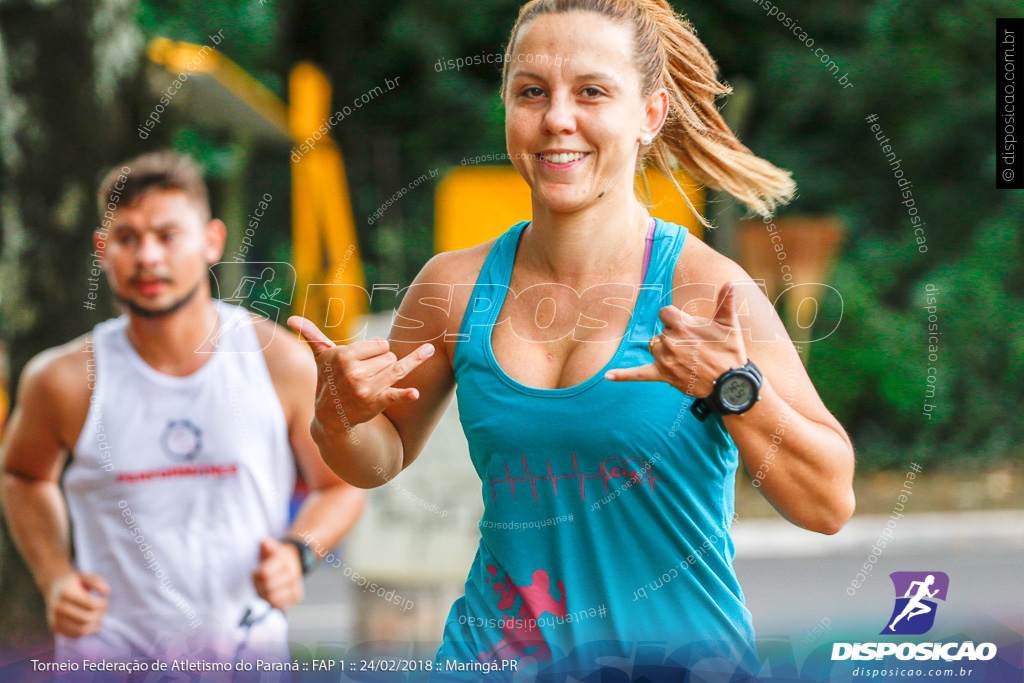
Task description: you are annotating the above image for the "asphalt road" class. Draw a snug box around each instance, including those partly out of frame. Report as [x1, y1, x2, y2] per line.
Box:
[289, 511, 1024, 657]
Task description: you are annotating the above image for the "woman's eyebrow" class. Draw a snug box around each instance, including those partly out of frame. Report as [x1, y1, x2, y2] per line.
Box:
[575, 72, 616, 82]
[511, 70, 617, 82]
[511, 70, 546, 81]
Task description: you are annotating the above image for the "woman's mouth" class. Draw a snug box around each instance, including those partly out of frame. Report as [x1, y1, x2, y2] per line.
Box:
[538, 151, 591, 172]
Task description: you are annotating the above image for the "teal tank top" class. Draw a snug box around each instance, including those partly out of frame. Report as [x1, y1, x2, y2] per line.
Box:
[434, 217, 759, 678]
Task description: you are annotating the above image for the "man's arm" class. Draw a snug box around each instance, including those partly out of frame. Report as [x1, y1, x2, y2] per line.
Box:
[1, 345, 109, 637]
[252, 321, 367, 610]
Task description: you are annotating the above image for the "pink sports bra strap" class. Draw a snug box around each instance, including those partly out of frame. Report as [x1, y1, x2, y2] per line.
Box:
[641, 217, 656, 281]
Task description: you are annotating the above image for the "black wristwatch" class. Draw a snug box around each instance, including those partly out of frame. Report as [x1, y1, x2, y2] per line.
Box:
[282, 537, 317, 575]
[691, 360, 763, 422]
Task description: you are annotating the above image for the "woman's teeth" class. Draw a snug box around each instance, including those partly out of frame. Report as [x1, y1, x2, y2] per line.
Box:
[542, 152, 587, 164]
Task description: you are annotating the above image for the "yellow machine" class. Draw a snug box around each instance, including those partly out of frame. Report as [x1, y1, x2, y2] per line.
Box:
[436, 166, 704, 253]
[0, 44, 710, 428]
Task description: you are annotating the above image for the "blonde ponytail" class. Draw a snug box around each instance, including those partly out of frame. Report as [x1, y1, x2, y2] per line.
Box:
[501, 0, 796, 224]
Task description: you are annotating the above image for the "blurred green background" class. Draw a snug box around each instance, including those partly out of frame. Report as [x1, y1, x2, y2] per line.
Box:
[1, 0, 1022, 665]
[0, 0, 1021, 469]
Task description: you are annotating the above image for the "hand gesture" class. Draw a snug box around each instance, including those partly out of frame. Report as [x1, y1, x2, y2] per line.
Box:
[606, 281, 748, 398]
[287, 316, 435, 434]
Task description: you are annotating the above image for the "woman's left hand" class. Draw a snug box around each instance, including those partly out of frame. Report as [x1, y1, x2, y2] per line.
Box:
[605, 281, 748, 398]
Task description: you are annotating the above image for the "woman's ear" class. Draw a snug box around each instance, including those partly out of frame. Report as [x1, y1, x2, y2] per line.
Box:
[641, 87, 669, 142]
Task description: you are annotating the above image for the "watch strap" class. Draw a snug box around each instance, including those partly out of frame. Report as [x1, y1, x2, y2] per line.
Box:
[281, 537, 315, 575]
[745, 360, 764, 387]
[690, 398, 713, 422]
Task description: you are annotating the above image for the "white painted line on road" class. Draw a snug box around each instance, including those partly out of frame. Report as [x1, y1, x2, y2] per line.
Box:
[732, 510, 1024, 558]
[288, 602, 356, 631]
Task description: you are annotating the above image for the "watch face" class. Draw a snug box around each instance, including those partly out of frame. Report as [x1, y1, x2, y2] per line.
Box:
[719, 376, 755, 410]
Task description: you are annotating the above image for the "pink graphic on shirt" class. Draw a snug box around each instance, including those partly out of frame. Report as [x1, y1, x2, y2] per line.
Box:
[490, 451, 667, 504]
[478, 567, 567, 664]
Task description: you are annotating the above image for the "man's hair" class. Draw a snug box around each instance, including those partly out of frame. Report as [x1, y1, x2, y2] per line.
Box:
[96, 150, 211, 221]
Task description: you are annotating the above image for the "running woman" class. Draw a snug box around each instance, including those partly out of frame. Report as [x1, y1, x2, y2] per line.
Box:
[1, 151, 366, 664]
[290, 0, 855, 676]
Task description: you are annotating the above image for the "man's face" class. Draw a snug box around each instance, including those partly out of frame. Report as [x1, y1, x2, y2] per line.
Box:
[100, 190, 224, 318]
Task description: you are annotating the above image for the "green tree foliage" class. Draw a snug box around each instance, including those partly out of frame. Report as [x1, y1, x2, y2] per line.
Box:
[15, 0, 1015, 469]
[291, 0, 1021, 468]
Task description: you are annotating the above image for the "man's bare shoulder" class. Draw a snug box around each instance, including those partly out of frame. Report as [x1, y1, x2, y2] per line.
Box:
[247, 314, 317, 426]
[250, 314, 314, 376]
[12, 334, 95, 451]
[20, 334, 94, 398]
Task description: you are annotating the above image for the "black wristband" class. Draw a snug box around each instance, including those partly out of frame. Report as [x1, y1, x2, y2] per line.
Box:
[690, 360, 763, 422]
[281, 537, 316, 575]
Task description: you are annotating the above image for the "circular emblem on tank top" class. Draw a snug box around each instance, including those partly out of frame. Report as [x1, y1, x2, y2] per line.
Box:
[160, 419, 203, 462]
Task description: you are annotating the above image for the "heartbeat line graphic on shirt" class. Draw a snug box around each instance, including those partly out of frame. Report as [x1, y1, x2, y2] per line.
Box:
[490, 452, 668, 504]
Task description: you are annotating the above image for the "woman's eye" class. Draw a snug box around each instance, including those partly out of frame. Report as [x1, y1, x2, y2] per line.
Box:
[582, 87, 603, 98]
[521, 86, 544, 98]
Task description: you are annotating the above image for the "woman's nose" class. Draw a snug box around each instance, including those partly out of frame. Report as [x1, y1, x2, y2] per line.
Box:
[542, 91, 578, 137]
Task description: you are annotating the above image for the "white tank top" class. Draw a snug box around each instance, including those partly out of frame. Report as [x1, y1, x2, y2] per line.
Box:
[59, 300, 295, 662]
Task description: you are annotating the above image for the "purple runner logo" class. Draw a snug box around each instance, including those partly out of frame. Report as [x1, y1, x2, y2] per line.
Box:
[881, 571, 949, 635]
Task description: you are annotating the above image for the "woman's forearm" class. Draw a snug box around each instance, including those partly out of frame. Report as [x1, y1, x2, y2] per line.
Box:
[724, 378, 856, 533]
[311, 412, 405, 489]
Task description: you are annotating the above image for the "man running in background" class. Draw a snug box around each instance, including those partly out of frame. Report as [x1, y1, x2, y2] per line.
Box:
[0, 151, 366, 664]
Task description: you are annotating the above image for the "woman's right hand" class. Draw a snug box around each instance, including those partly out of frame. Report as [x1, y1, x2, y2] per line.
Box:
[287, 316, 435, 435]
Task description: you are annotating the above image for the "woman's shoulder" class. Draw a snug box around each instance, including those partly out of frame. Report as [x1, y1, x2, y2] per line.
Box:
[671, 225, 756, 317]
[416, 238, 496, 289]
[404, 233, 508, 356]
[414, 219, 529, 288]
[677, 229, 747, 279]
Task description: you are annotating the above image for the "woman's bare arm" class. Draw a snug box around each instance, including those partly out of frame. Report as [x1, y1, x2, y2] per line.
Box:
[289, 250, 470, 487]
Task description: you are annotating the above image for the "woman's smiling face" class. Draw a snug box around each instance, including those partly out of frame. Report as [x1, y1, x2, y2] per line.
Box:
[505, 11, 661, 214]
